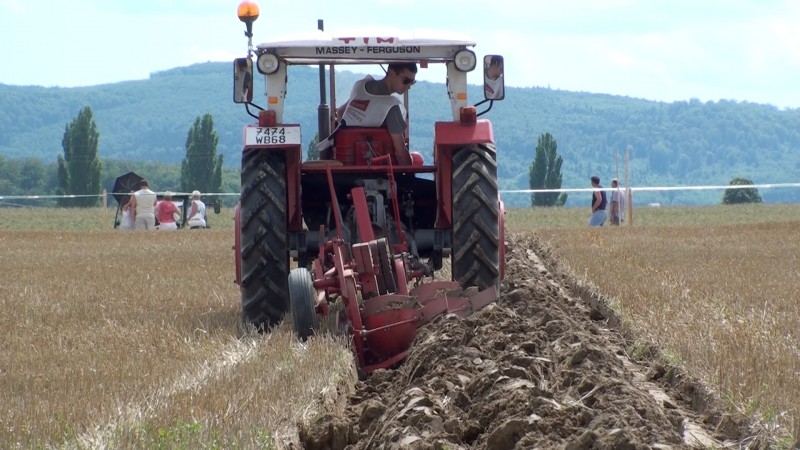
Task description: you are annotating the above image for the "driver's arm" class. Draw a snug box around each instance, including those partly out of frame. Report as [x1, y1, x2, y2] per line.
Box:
[385, 106, 411, 165]
[389, 133, 412, 165]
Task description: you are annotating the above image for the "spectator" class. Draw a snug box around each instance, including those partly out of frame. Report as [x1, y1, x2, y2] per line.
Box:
[588, 175, 607, 227]
[609, 178, 625, 226]
[187, 190, 207, 229]
[129, 180, 157, 231]
[155, 191, 180, 231]
[120, 193, 134, 231]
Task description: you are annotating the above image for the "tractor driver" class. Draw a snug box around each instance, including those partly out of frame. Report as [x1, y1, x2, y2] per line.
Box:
[335, 62, 416, 166]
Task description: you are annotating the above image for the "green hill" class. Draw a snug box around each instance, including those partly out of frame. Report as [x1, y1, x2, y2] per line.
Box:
[2, 62, 799, 206]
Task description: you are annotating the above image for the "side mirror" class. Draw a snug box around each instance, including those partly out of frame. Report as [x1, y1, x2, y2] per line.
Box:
[233, 58, 253, 104]
[483, 55, 505, 101]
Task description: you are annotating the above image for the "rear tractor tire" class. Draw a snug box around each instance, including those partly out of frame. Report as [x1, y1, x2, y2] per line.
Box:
[451, 143, 501, 290]
[240, 150, 290, 331]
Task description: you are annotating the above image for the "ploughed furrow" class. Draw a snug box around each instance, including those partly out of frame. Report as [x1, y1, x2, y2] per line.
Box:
[300, 232, 750, 449]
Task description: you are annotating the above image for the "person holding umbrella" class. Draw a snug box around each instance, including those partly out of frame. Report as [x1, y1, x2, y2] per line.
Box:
[112, 171, 143, 230]
[120, 193, 135, 231]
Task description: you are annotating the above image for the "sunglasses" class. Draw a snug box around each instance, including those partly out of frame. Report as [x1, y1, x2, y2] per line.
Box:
[402, 77, 416, 86]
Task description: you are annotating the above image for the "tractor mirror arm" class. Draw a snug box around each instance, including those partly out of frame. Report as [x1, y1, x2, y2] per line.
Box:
[475, 99, 493, 117]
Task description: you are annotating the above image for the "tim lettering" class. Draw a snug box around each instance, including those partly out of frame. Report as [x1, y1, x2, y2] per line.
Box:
[337, 37, 396, 44]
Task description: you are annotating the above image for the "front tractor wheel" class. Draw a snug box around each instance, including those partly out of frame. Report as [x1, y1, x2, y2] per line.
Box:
[240, 150, 290, 330]
[288, 268, 319, 341]
[451, 143, 500, 290]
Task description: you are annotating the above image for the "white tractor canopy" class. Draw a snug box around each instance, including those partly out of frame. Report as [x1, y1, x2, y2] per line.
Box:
[253, 36, 478, 123]
[255, 36, 476, 65]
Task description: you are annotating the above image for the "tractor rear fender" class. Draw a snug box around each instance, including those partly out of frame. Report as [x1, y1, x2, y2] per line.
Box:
[432, 120, 495, 229]
[241, 124, 304, 231]
[433, 120, 494, 148]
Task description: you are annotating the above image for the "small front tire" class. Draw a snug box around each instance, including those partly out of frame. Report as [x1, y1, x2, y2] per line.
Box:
[289, 268, 319, 341]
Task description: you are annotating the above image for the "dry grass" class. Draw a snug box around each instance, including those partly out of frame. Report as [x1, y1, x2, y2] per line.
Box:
[505, 202, 800, 229]
[3, 203, 800, 446]
[0, 229, 354, 449]
[0, 206, 234, 231]
[513, 206, 800, 443]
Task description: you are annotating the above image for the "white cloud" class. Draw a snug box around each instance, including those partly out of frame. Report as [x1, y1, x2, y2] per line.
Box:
[0, 0, 24, 13]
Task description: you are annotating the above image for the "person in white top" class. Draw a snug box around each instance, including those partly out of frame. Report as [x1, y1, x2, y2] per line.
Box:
[187, 190, 207, 229]
[610, 178, 625, 226]
[129, 180, 157, 231]
[120, 193, 134, 231]
[335, 62, 417, 166]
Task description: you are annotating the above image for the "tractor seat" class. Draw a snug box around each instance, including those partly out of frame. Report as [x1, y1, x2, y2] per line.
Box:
[332, 127, 395, 166]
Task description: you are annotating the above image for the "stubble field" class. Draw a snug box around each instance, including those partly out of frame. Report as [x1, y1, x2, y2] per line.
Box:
[1, 203, 798, 448]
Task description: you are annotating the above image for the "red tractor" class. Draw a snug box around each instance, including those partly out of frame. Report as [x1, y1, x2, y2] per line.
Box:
[232, 2, 506, 374]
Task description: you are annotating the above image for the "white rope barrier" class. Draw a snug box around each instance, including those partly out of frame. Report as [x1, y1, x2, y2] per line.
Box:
[0, 192, 242, 201]
[499, 182, 800, 195]
[0, 183, 798, 201]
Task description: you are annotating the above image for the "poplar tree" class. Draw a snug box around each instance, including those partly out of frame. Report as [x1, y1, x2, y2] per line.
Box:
[56, 106, 103, 207]
[529, 132, 567, 207]
[181, 114, 222, 195]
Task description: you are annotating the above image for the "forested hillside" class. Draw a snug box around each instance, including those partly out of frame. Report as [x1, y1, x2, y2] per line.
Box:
[1, 62, 799, 206]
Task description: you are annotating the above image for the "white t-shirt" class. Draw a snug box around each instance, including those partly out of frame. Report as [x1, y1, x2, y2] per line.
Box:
[189, 200, 207, 227]
[484, 76, 504, 99]
[341, 76, 406, 127]
[134, 189, 157, 217]
[610, 188, 625, 219]
[121, 209, 133, 230]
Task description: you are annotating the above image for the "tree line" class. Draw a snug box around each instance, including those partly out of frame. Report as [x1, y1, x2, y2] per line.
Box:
[0, 107, 231, 208]
[529, 133, 762, 207]
[2, 62, 799, 208]
[0, 108, 765, 210]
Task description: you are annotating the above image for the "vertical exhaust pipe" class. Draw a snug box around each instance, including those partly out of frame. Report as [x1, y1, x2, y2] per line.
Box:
[317, 19, 330, 142]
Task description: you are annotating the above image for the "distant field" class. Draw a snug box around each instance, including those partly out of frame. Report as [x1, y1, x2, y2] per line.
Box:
[505, 202, 800, 229]
[1, 203, 798, 446]
[0, 206, 235, 231]
[4, 202, 797, 231]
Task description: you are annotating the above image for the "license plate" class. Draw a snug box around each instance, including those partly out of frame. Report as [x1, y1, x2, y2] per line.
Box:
[245, 126, 301, 146]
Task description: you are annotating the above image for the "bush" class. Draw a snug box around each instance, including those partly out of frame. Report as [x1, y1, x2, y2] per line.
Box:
[722, 177, 762, 204]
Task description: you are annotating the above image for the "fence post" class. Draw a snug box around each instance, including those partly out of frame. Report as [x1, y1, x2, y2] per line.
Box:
[626, 187, 633, 226]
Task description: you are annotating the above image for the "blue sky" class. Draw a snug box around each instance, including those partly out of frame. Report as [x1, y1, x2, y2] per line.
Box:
[2, 0, 799, 108]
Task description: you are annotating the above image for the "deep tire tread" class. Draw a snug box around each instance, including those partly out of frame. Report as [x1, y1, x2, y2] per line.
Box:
[289, 268, 319, 341]
[240, 150, 290, 330]
[451, 143, 500, 290]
